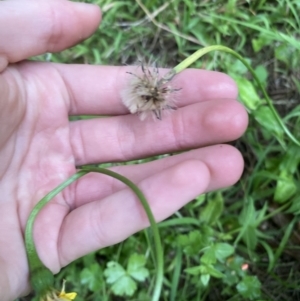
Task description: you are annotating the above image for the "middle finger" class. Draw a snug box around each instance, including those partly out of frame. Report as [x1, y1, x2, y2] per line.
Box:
[70, 99, 247, 165]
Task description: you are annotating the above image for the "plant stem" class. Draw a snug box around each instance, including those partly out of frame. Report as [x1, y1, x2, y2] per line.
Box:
[25, 171, 87, 293]
[164, 45, 300, 147]
[25, 167, 163, 301]
[80, 167, 164, 301]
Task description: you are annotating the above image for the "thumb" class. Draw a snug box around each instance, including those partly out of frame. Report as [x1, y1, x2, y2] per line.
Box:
[0, 0, 101, 71]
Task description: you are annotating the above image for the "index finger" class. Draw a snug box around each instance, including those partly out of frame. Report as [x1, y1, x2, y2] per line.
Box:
[53, 64, 238, 115]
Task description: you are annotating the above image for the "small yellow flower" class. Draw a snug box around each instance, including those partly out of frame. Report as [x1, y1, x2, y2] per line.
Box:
[41, 280, 77, 301]
[57, 280, 77, 300]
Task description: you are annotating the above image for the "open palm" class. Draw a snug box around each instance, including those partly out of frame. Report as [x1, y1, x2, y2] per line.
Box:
[0, 1, 248, 301]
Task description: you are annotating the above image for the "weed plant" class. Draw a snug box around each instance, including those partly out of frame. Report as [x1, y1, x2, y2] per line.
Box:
[22, 0, 300, 300]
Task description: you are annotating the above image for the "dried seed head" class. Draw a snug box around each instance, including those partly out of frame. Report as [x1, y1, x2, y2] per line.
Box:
[121, 62, 180, 120]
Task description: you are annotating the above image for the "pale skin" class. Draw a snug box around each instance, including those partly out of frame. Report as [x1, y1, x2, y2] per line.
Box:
[0, 1, 248, 300]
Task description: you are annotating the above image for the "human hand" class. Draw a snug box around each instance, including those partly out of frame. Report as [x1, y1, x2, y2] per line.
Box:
[0, 1, 248, 300]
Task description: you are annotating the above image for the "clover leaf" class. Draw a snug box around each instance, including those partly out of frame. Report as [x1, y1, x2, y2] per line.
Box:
[104, 253, 149, 297]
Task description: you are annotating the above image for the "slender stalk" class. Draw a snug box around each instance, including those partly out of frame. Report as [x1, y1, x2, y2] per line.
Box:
[25, 171, 88, 293]
[25, 167, 163, 301]
[79, 167, 164, 301]
[164, 45, 300, 147]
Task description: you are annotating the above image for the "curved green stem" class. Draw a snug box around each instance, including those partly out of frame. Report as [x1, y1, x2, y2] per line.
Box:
[25, 168, 163, 301]
[25, 171, 87, 293]
[80, 167, 164, 301]
[165, 45, 300, 147]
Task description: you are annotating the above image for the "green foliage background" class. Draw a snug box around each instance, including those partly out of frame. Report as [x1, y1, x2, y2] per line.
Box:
[22, 0, 300, 300]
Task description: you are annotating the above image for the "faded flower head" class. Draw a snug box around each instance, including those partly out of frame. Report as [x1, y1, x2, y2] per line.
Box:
[121, 62, 180, 120]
